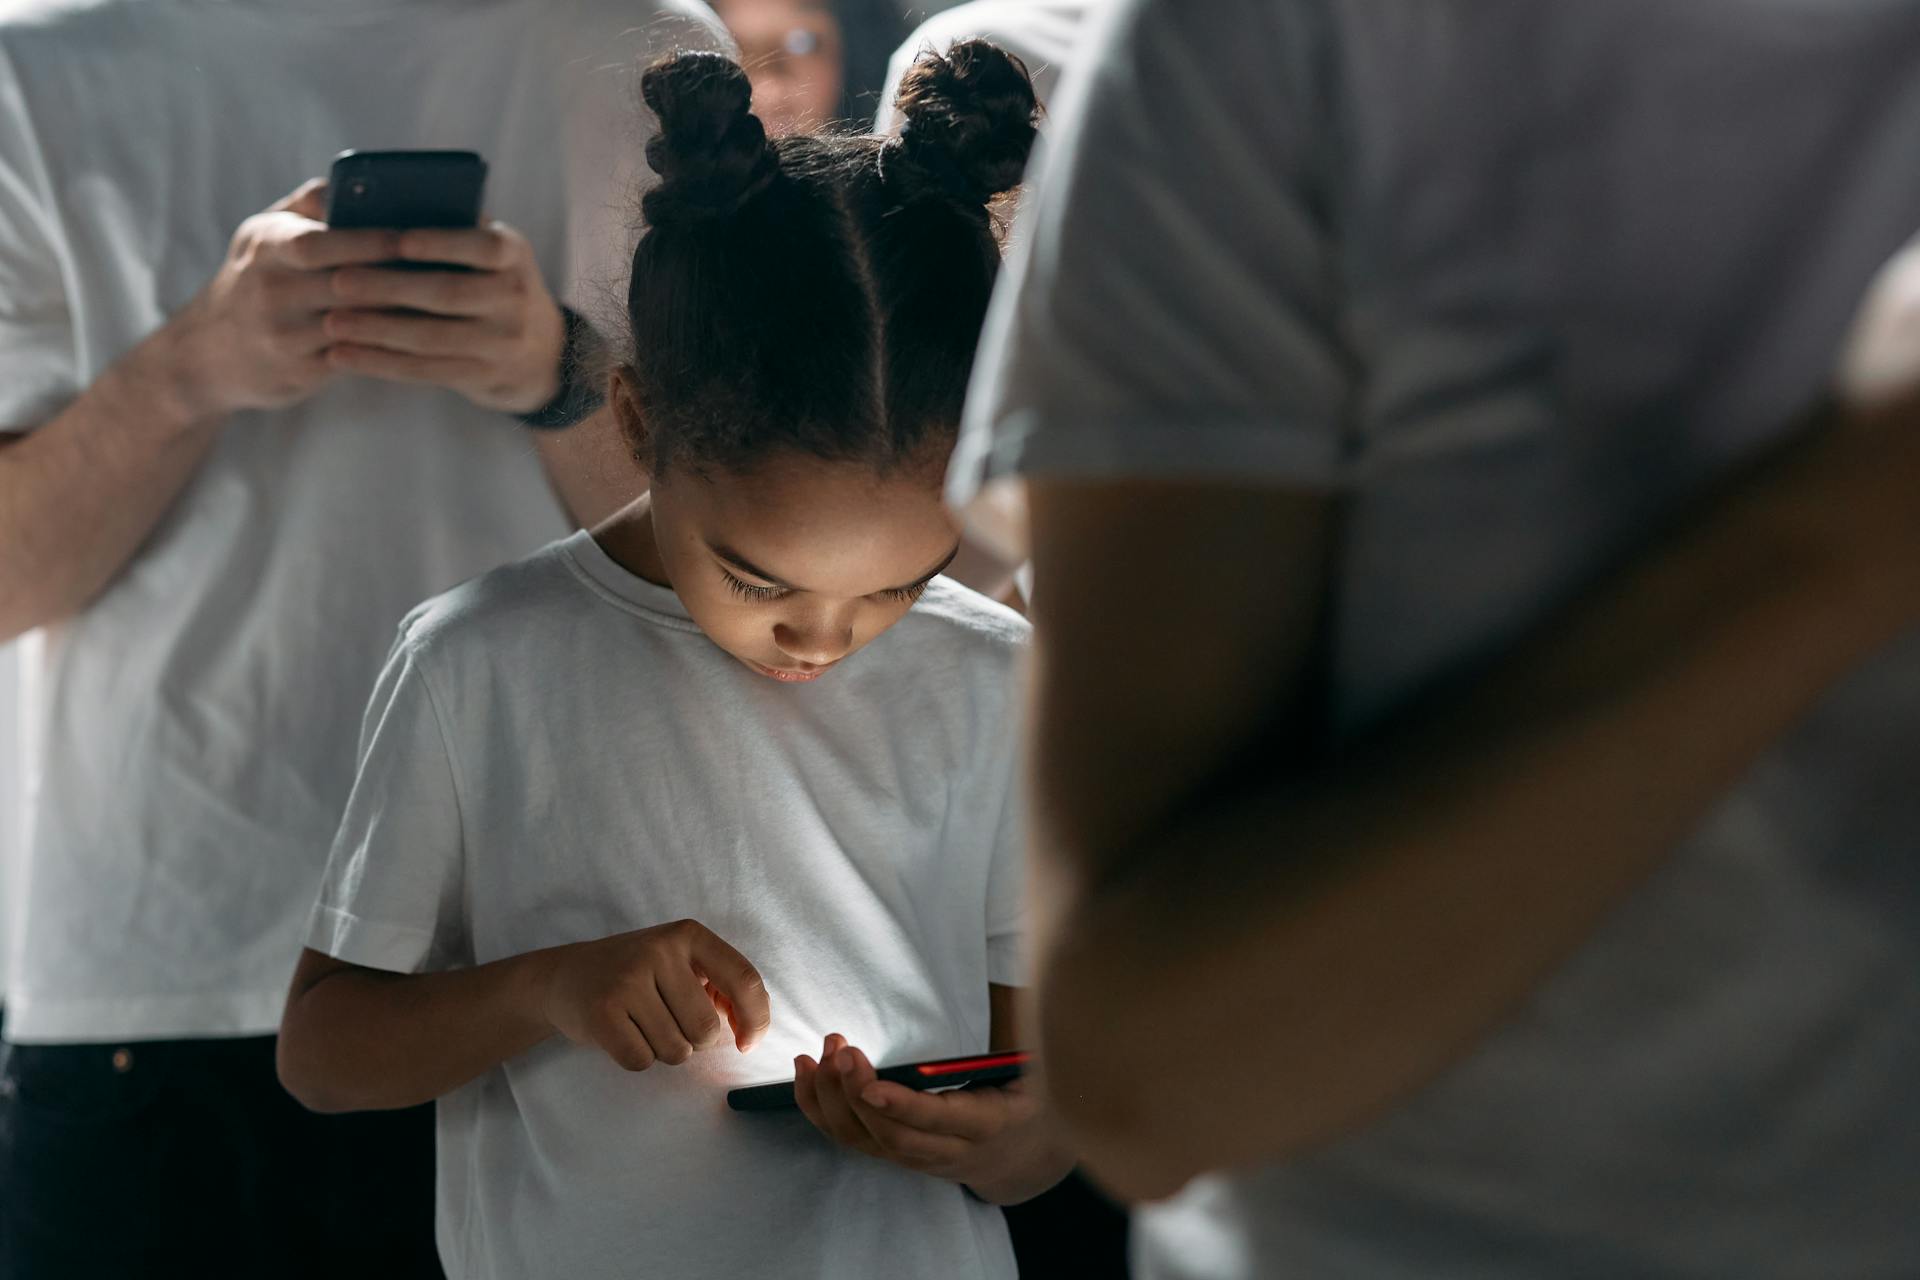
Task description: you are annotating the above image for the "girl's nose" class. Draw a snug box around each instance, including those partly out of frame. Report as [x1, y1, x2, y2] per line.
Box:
[773, 616, 853, 668]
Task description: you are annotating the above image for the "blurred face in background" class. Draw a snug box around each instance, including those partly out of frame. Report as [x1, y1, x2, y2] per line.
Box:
[713, 0, 845, 134]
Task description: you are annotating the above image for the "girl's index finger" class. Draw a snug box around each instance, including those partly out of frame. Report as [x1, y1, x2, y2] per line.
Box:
[689, 936, 771, 1051]
[393, 226, 515, 272]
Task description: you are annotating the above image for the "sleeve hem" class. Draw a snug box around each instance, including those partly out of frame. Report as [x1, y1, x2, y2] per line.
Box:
[986, 938, 1026, 989]
[305, 902, 438, 975]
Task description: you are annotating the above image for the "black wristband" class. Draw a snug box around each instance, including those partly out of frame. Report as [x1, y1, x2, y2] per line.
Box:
[515, 305, 606, 431]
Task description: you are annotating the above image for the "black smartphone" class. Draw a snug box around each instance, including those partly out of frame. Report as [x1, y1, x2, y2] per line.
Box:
[325, 150, 486, 274]
[726, 1050, 1029, 1113]
[325, 150, 487, 230]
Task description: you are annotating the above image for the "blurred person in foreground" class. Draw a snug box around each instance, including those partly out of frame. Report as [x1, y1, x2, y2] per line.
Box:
[956, 0, 1920, 1274]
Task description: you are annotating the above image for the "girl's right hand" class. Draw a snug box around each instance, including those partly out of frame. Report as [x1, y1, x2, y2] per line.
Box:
[535, 919, 770, 1071]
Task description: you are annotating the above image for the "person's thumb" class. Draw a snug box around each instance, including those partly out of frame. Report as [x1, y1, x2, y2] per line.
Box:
[271, 178, 330, 223]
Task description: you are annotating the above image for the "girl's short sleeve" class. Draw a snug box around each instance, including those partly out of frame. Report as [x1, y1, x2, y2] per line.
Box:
[952, 0, 1354, 502]
[306, 633, 469, 974]
[984, 765, 1028, 989]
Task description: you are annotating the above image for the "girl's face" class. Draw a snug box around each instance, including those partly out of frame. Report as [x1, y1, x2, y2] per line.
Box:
[644, 452, 961, 684]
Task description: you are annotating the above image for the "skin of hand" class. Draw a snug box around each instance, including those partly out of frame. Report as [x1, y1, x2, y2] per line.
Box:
[166, 178, 401, 418]
[538, 918, 772, 1070]
[322, 219, 569, 414]
[793, 1033, 1071, 1204]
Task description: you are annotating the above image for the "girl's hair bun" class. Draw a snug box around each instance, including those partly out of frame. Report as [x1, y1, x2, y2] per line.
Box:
[641, 51, 778, 224]
[888, 39, 1039, 208]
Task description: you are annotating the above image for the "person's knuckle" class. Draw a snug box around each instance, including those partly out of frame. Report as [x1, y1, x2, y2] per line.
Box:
[597, 1024, 648, 1067]
[237, 214, 275, 245]
[281, 228, 322, 264]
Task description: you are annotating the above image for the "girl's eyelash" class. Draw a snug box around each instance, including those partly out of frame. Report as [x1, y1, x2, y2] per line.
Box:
[719, 570, 930, 605]
[720, 570, 787, 602]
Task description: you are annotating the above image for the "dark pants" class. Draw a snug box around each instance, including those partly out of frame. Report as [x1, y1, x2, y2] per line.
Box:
[0, 1031, 441, 1279]
[1006, 1170, 1133, 1278]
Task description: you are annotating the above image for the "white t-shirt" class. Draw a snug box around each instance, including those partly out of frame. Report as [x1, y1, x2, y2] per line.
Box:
[874, 1, 1107, 132]
[309, 530, 1029, 1280]
[0, 0, 726, 1043]
[962, 0, 1920, 1275]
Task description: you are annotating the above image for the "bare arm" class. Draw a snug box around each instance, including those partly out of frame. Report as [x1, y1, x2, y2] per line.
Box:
[277, 946, 558, 1113]
[967, 983, 1077, 1204]
[277, 919, 771, 1114]
[1024, 393, 1920, 1201]
[0, 181, 403, 641]
[0, 339, 223, 639]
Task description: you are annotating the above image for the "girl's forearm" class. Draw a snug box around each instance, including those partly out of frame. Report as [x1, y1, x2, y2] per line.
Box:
[964, 1135, 1078, 1206]
[278, 947, 560, 1113]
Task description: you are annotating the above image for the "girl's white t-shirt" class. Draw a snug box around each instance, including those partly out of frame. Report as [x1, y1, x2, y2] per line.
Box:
[309, 530, 1028, 1280]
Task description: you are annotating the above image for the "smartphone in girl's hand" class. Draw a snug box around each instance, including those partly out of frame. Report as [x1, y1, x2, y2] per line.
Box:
[728, 1051, 1029, 1112]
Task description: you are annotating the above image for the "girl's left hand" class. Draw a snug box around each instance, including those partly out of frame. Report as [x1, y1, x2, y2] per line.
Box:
[794, 1034, 1057, 1201]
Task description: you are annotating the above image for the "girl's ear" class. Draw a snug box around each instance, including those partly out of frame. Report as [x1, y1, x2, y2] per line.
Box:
[608, 366, 652, 466]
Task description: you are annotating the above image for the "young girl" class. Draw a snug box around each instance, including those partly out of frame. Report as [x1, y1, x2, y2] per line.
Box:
[277, 44, 1072, 1280]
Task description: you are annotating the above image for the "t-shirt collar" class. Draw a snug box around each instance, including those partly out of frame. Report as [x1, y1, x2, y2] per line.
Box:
[561, 529, 695, 624]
